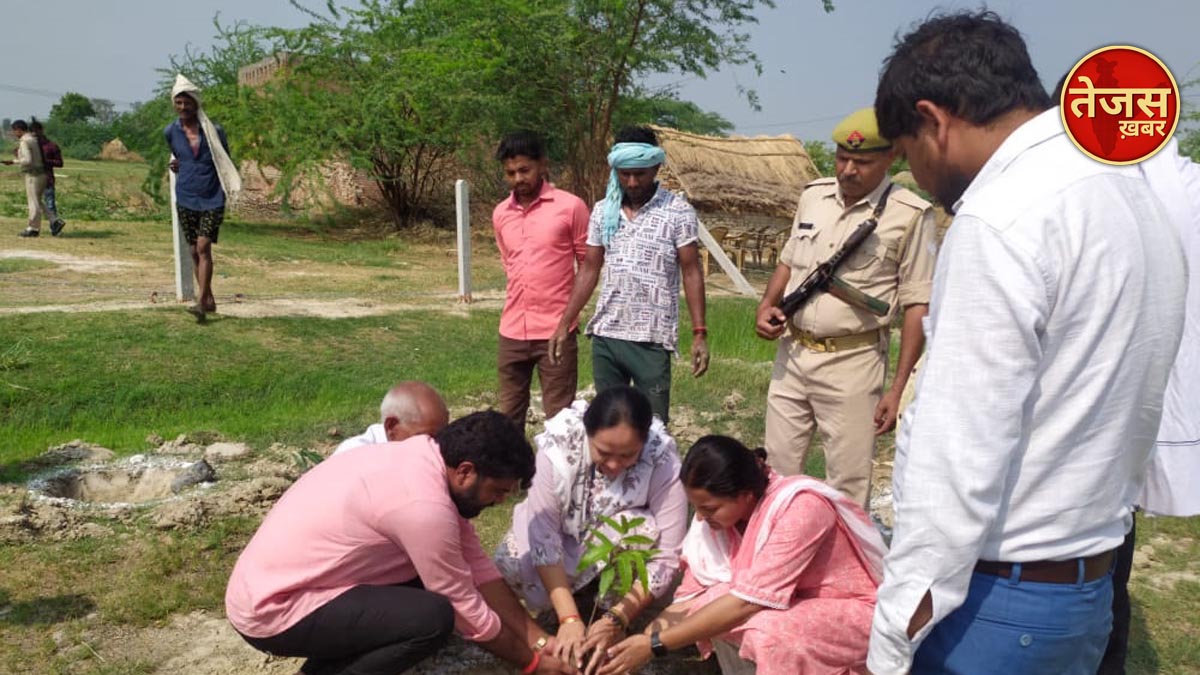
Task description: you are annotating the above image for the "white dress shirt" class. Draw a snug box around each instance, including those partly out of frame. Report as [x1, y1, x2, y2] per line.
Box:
[333, 423, 388, 456]
[1138, 139, 1200, 517]
[867, 109, 1187, 674]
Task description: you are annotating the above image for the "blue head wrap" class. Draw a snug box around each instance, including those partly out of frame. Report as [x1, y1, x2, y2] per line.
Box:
[601, 142, 667, 245]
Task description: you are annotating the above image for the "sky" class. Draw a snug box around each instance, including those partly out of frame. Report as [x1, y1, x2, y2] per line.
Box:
[1, 0, 1197, 141]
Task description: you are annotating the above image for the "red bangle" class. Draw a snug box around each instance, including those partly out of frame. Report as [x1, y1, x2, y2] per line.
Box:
[522, 649, 542, 674]
[560, 614, 581, 624]
[692, 326, 707, 335]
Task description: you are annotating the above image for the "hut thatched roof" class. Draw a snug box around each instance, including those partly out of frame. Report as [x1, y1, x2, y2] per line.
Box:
[649, 125, 821, 218]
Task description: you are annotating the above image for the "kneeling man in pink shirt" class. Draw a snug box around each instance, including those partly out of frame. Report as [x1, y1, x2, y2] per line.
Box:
[226, 411, 576, 675]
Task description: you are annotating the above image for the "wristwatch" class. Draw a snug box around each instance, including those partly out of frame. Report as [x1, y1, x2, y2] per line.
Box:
[649, 631, 669, 658]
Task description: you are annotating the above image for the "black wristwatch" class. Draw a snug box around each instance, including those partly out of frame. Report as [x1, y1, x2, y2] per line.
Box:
[649, 631, 669, 658]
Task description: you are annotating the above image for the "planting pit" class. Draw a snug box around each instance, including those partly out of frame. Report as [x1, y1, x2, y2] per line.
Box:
[28, 457, 216, 508]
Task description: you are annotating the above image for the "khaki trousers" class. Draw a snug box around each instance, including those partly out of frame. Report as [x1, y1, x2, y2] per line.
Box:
[764, 334, 886, 505]
[23, 173, 47, 229]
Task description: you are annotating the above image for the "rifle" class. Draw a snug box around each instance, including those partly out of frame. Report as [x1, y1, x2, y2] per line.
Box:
[769, 184, 893, 326]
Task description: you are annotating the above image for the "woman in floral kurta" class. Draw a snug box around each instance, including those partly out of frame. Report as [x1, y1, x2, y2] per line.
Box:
[494, 386, 687, 670]
[601, 435, 886, 675]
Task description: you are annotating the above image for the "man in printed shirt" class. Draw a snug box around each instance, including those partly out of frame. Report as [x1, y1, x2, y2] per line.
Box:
[866, 12, 1186, 674]
[492, 131, 590, 429]
[550, 126, 709, 424]
[227, 411, 575, 675]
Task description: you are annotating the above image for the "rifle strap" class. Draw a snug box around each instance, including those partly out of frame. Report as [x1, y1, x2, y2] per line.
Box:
[832, 182, 894, 250]
[872, 182, 895, 219]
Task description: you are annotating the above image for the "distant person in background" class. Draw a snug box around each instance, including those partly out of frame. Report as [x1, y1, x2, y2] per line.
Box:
[334, 381, 450, 455]
[29, 120, 66, 236]
[492, 131, 590, 430]
[3, 119, 47, 237]
[164, 74, 241, 320]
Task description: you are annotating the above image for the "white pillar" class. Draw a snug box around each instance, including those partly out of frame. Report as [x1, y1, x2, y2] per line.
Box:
[455, 179, 472, 303]
[697, 218, 756, 296]
[169, 159, 195, 302]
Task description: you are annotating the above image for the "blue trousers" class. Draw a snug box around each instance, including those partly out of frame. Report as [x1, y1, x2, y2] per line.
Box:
[913, 565, 1113, 674]
[42, 186, 60, 222]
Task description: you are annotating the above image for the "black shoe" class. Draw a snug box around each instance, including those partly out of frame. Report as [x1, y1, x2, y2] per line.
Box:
[50, 220, 66, 236]
[186, 304, 207, 321]
[18, 228, 39, 238]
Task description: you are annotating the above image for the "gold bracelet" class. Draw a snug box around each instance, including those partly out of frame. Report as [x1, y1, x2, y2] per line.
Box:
[560, 614, 582, 625]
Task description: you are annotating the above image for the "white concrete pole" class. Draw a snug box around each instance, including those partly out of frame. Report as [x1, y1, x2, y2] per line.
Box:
[169, 158, 195, 302]
[697, 218, 756, 296]
[455, 179, 472, 303]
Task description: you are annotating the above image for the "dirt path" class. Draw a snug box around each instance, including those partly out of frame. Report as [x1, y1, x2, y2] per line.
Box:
[0, 245, 507, 317]
[0, 249, 138, 273]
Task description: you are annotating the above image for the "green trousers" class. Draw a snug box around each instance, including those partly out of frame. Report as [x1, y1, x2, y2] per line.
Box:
[591, 335, 672, 424]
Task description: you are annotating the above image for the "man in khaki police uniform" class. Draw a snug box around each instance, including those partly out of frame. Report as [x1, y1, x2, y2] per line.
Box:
[754, 108, 938, 505]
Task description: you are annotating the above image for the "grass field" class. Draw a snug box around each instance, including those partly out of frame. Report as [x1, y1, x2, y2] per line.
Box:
[1, 171, 1198, 673]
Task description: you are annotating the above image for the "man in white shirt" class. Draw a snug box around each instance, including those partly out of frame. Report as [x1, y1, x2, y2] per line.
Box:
[1095, 138, 1200, 675]
[1137, 137, 1200, 520]
[334, 381, 450, 455]
[866, 12, 1187, 675]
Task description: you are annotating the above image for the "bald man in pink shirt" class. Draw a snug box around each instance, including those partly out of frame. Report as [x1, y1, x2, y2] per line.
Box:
[226, 411, 576, 675]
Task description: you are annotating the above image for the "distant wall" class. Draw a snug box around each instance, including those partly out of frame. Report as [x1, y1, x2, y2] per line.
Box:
[238, 159, 383, 217]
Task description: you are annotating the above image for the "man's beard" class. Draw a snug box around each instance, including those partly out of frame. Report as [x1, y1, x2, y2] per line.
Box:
[933, 167, 974, 215]
[450, 481, 486, 519]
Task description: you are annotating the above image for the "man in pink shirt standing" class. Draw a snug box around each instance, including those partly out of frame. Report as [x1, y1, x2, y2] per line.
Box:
[492, 131, 591, 429]
[226, 411, 576, 675]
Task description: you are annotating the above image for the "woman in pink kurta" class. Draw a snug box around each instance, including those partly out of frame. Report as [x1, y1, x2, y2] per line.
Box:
[600, 435, 886, 675]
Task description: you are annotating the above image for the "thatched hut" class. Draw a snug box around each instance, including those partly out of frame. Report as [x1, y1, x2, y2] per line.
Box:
[648, 126, 821, 291]
[650, 125, 821, 230]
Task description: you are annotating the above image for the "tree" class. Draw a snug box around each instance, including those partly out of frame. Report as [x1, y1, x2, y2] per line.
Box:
[199, 0, 832, 228]
[90, 98, 118, 125]
[49, 92, 97, 124]
[239, 1, 511, 228]
[805, 139, 834, 177]
[496, 0, 785, 202]
[1180, 124, 1200, 163]
[615, 95, 734, 137]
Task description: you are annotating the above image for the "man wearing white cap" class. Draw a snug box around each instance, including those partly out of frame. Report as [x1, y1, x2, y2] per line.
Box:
[164, 74, 241, 320]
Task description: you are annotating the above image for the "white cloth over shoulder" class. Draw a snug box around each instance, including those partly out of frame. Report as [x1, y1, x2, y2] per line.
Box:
[1138, 138, 1200, 517]
[171, 74, 241, 204]
[680, 475, 886, 593]
[333, 423, 388, 456]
